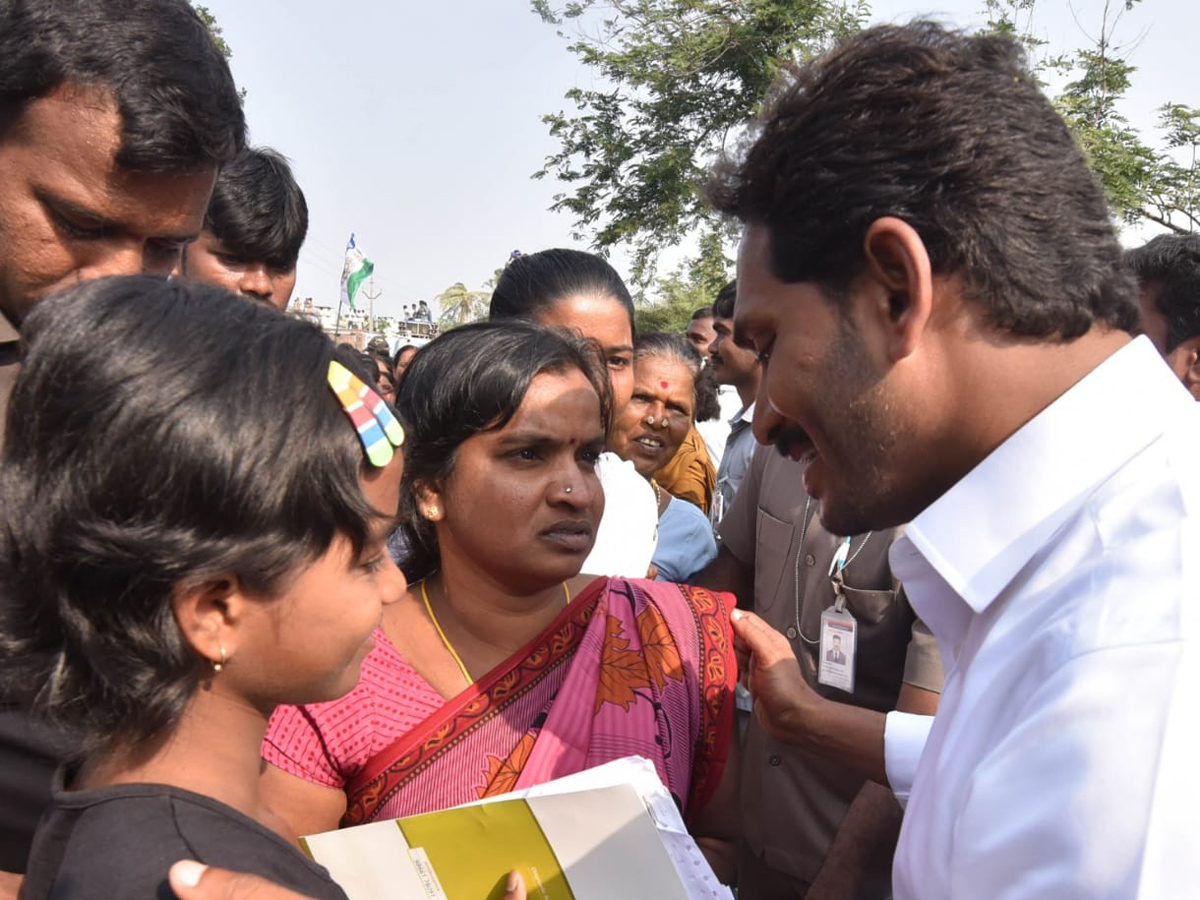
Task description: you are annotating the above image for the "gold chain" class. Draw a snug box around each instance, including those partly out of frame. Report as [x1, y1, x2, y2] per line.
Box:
[420, 580, 571, 686]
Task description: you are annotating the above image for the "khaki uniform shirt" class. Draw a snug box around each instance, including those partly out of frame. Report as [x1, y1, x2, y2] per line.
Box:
[719, 444, 944, 889]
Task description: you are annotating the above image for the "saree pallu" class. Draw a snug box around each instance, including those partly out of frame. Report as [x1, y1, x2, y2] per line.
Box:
[343, 576, 735, 826]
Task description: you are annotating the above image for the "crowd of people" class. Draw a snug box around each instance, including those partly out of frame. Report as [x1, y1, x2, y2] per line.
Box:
[0, 2, 1197, 900]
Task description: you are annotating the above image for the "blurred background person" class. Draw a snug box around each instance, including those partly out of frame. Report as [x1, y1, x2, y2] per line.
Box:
[609, 333, 719, 582]
[1126, 233, 1200, 399]
[175, 146, 307, 310]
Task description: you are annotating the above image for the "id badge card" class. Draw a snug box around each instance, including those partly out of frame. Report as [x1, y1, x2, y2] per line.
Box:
[818, 584, 857, 694]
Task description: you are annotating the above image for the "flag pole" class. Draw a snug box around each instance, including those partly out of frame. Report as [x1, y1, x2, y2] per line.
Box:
[333, 293, 345, 338]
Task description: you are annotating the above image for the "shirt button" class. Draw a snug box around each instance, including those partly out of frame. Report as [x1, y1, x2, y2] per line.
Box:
[769, 754, 782, 767]
[785, 626, 797, 639]
[805, 554, 815, 566]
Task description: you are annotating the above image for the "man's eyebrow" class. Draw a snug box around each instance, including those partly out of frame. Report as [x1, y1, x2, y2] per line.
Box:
[34, 186, 115, 230]
[34, 185, 201, 244]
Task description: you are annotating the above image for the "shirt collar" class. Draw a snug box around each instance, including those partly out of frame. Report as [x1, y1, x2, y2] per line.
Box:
[893, 337, 1192, 615]
[730, 401, 756, 427]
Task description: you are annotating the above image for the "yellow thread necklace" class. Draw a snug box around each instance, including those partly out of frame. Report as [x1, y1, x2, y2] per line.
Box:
[420, 579, 571, 686]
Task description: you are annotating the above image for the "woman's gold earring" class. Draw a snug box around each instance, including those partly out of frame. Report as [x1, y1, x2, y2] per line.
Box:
[212, 644, 227, 673]
[427, 506, 439, 519]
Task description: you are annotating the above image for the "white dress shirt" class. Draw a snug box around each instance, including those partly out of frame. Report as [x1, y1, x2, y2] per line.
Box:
[888, 337, 1200, 900]
[697, 384, 741, 467]
[581, 451, 658, 577]
[711, 401, 757, 526]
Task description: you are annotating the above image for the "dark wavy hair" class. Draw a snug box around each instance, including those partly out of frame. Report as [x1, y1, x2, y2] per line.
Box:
[0, 0, 245, 171]
[489, 247, 636, 337]
[0, 276, 382, 756]
[1126, 233, 1200, 351]
[711, 281, 737, 320]
[708, 21, 1139, 341]
[396, 321, 612, 582]
[200, 146, 308, 271]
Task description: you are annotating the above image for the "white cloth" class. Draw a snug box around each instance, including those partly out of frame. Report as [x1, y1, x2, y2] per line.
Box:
[581, 452, 659, 578]
[882, 710, 933, 809]
[889, 337, 1200, 900]
[697, 384, 741, 466]
[711, 401, 757, 526]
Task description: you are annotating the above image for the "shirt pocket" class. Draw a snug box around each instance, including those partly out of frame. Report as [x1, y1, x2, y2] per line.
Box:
[753, 508, 794, 614]
[837, 584, 897, 626]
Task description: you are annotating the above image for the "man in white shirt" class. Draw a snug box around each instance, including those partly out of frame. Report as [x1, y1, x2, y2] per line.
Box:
[709, 280, 762, 524]
[711, 20, 1199, 900]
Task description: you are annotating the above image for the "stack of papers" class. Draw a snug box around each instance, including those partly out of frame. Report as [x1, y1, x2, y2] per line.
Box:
[301, 756, 733, 900]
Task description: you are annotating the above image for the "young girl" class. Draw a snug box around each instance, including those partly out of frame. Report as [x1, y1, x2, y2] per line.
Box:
[0, 276, 407, 900]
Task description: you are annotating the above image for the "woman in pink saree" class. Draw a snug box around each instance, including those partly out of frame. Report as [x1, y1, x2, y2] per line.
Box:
[261, 322, 738, 878]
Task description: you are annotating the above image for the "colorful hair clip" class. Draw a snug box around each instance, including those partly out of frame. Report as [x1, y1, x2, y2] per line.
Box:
[327, 360, 405, 468]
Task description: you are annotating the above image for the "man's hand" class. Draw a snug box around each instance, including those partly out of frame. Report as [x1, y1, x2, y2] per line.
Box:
[730, 608, 819, 745]
[732, 608, 897, 785]
[169, 861, 527, 900]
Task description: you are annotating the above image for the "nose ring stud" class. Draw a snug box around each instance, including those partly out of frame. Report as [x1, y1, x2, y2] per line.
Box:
[564, 486, 573, 494]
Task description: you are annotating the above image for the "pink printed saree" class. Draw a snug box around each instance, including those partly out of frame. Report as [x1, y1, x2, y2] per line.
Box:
[341, 576, 735, 825]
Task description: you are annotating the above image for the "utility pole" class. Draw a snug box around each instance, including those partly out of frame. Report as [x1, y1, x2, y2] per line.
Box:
[363, 276, 383, 334]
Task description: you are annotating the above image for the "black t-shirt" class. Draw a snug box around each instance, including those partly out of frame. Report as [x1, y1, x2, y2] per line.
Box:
[0, 712, 69, 873]
[21, 776, 348, 900]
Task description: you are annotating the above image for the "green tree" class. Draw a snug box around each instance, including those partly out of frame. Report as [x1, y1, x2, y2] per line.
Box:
[435, 283, 491, 329]
[191, 4, 233, 59]
[635, 230, 731, 333]
[533, 0, 868, 291]
[191, 3, 247, 102]
[979, 0, 1198, 233]
[539, 0, 1198, 294]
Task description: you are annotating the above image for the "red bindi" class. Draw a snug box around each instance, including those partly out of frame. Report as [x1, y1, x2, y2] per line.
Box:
[660, 381, 669, 389]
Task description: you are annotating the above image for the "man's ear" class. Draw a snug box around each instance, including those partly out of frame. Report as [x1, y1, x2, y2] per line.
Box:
[860, 217, 934, 362]
[1170, 336, 1200, 401]
[171, 576, 241, 670]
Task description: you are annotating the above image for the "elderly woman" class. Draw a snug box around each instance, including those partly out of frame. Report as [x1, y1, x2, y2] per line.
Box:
[260, 321, 740, 881]
[609, 334, 720, 583]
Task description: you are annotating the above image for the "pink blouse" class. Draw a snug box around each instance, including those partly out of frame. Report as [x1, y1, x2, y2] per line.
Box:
[262, 629, 444, 788]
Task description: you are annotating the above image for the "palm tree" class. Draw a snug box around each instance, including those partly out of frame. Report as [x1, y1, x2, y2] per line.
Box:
[435, 282, 490, 328]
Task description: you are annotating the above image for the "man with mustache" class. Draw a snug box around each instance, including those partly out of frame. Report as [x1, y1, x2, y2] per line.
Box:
[708, 280, 762, 524]
[715, 20, 1199, 900]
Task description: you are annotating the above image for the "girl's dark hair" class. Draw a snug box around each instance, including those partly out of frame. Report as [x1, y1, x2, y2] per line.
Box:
[396, 320, 611, 582]
[489, 247, 636, 337]
[634, 332, 705, 417]
[0, 276, 382, 756]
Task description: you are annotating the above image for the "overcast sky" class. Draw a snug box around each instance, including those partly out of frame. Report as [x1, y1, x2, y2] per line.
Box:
[199, 0, 1199, 318]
